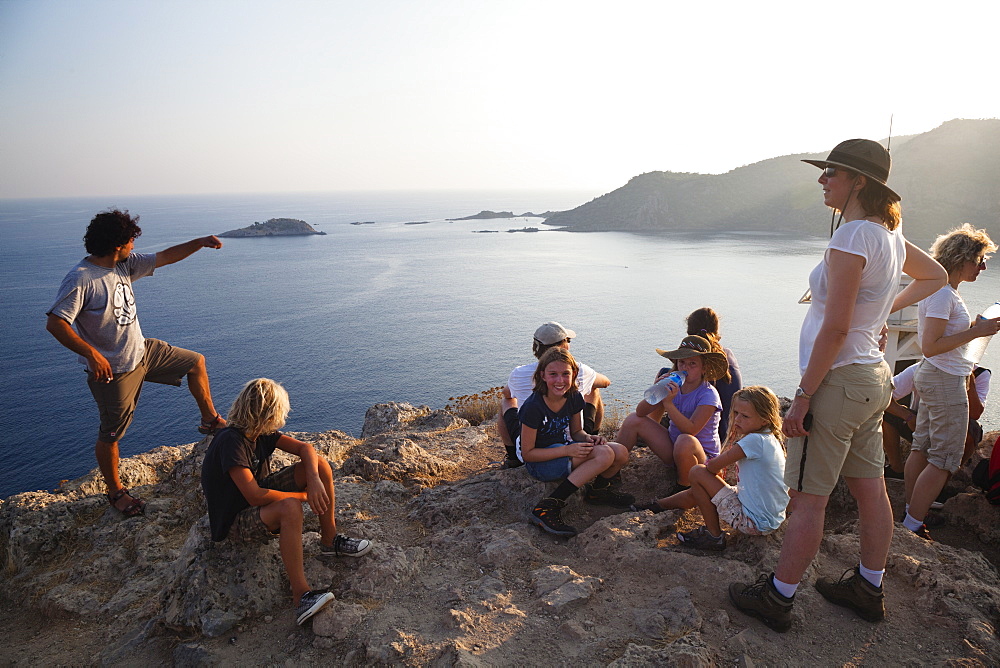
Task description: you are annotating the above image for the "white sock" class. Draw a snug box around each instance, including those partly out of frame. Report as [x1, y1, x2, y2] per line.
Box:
[859, 563, 884, 588]
[771, 575, 798, 599]
[903, 512, 924, 532]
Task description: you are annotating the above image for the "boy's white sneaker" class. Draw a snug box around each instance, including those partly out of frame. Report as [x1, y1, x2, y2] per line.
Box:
[320, 534, 373, 558]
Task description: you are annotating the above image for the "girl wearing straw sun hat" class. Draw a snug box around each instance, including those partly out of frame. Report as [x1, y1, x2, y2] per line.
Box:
[728, 139, 946, 632]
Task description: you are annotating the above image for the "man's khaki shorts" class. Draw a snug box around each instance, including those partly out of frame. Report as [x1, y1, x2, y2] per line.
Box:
[87, 338, 201, 442]
[784, 362, 892, 495]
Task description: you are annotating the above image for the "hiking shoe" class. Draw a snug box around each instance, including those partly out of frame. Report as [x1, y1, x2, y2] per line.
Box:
[923, 511, 946, 528]
[913, 524, 933, 541]
[815, 566, 885, 622]
[583, 484, 636, 508]
[531, 497, 578, 537]
[501, 455, 524, 469]
[320, 534, 373, 558]
[729, 573, 794, 633]
[883, 465, 904, 480]
[607, 471, 623, 489]
[677, 525, 727, 551]
[295, 590, 335, 625]
[630, 499, 667, 513]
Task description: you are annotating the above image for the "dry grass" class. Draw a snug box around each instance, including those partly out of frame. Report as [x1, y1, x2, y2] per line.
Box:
[599, 396, 632, 440]
[445, 386, 504, 426]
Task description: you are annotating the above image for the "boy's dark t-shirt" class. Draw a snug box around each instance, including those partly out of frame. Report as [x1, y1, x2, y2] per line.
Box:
[201, 426, 282, 542]
[518, 391, 585, 448]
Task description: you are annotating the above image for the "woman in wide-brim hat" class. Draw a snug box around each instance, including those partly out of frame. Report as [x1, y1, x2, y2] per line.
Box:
[616, 335, 728, 495]
[729, 139, 947, 631]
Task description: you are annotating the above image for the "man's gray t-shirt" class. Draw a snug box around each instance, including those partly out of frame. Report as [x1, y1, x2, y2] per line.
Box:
[47, 253, 157, 374]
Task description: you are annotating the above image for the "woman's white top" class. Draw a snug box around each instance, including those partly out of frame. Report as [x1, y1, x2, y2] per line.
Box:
[918, 285, 973, 376]
[799, 220, 906, 374]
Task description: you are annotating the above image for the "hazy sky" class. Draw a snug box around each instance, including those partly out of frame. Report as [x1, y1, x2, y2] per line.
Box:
[1, 0, 996, 199]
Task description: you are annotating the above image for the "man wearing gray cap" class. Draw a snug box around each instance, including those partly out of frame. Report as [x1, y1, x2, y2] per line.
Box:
[498, 321, 611, 468]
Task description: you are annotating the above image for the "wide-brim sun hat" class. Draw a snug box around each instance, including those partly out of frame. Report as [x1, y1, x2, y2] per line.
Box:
[802, 138, 900, 202]
[655, 335, 729, 382]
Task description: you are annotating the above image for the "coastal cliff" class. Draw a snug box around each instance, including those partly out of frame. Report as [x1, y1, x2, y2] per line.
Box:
[219, 218, 325, 237]
[2, 402, 999, 665]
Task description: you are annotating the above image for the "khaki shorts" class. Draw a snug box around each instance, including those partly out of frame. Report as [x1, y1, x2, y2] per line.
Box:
[911, 360, 969, 473]
[231, 465, 301, 543]
[87, 338, 201, 442]
[711, 484, 766, 535]
[785, 362, 892, 495]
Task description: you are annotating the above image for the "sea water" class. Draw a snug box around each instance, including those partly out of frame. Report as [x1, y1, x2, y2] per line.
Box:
[3, 191, 999, 497]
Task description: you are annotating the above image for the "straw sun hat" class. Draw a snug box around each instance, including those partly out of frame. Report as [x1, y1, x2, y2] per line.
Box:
[655, 335, 729, 382]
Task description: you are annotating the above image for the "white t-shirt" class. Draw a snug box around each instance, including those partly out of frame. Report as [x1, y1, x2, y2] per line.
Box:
[507, 361, 598, 404]
[918, 285, 973, 376]
[799, 220, 906, 374]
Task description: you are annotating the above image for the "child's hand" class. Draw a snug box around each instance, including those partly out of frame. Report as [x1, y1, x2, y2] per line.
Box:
[588, 434, 607, 446]
[305, 477, 330, 515]
[566, 442, 594, 458]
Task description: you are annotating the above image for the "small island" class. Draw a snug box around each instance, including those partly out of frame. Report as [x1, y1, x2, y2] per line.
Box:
[219, 218, 325, 237]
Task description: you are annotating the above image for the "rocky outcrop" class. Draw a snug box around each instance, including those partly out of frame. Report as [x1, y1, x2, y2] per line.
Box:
[219, 218, 325, 237]
[3, 404, 1000, 666]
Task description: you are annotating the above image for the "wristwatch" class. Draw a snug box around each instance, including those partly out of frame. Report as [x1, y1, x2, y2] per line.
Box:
[794, 387, 813, 400]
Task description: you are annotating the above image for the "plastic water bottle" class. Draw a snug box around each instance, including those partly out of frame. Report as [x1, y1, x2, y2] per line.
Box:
[644, 370, 687, 404]
[965, 302, 1000, 364]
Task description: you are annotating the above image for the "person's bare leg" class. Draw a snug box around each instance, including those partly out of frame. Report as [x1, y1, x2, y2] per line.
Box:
[295, 460, 337, 546]
[261, 498, 309, 605]
[882, 421, 904, 472]
[845, 476, 893, 571]
[688, 464, 726, 535]
[903, 450, 929, 505]
[672, 434, 707, 486]
[774, 491, 829, 586]
[567, 444, 615, 486]
[96, 438, 129, 506]
[907, 463, 950, 522]
[187, 354, 224, 425]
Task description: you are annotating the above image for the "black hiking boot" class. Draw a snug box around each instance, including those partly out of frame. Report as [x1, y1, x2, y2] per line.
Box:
[729, 573, 794, 632]
[530, 497, 578, 537]
[583, 483, 635, 508]
[815, 566, 885, 622]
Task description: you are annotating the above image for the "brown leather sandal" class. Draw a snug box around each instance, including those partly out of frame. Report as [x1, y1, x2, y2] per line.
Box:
[107, 487, 146, 517]
[198, 414, 224, 435]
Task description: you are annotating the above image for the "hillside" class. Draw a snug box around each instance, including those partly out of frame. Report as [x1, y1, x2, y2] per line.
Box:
[3, 402, 1000, 665]
[545, 119, 1000, 247]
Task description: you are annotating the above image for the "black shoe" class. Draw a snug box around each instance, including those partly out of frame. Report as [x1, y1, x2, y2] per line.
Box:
[883, 465, 904, 480]
[630, 499, 668, 513]
[729, 573, 794, 633]
[583, 484, 636, 508]
[677, 525, 727, 551]
[502, 455, 524, 469]
[914, 523, 933, 541]
[530, 498, 578, 537]
[815, 566, 885, 622]
[923, 511, 946, 528]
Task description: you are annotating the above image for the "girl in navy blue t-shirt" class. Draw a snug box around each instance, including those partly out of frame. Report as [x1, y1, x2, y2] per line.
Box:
[518, 347, 633, 537]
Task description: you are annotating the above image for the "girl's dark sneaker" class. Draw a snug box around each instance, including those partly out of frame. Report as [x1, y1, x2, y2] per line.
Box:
[630, 499, 667, 513]
[815, 566, 885, 622]
[583, 484, 635, 508]
[914, 524, 933, 541]
[531, 497, 578, 537]
[677, 525, 727, 551]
